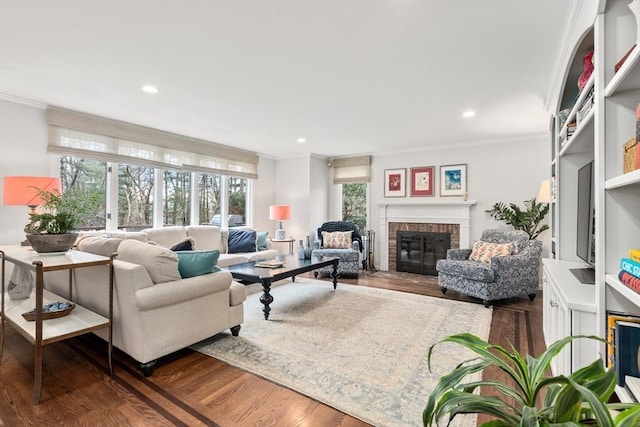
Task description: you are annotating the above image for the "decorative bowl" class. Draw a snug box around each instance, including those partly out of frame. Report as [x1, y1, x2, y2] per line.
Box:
[25, 233, 77, 253]
[22, 301, 76, 321]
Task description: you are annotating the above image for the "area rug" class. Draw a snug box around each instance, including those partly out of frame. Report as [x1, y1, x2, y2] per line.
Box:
[192, 278, 492, 427]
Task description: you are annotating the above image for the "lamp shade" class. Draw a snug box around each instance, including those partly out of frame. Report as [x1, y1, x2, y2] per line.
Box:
[269, 205, 291, 221]
[537, 179, 551, 203]
[3, 176, 61, 207]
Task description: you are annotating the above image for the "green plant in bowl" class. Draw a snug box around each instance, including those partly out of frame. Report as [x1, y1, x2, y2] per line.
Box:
[423, 333, 640, 426]
[24, 188, 100, 252]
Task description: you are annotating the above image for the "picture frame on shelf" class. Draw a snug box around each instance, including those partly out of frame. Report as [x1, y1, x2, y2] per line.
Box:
[410, 166, 435, 197]
[440, 164, 467, 197]
[384, 168, 406, 197]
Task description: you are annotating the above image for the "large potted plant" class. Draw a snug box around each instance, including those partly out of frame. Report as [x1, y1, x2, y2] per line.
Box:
[423, 333, 640, 426]
[24, 187, 100, 253]
[485, 197, 549, 240]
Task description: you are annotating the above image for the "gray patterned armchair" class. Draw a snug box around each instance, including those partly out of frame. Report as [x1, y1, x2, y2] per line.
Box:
[312, 221, 363, 278]
[435, 229, 542, 307]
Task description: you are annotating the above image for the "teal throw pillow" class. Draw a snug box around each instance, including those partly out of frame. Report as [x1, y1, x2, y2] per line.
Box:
[257, 231, 269, 251]
[176, 250, 221, 278]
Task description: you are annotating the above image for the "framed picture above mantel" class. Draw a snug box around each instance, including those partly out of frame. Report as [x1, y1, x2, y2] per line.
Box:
[384, 168, 406, 197]
[440, 164, 467, 197]
[410, 166, 435, 197]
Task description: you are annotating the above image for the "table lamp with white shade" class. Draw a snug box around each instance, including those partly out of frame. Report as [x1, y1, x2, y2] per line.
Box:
[537, 179, 551, 203]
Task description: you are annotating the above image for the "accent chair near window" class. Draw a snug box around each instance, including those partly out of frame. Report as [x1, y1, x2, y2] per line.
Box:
[312, 221, 363, 278]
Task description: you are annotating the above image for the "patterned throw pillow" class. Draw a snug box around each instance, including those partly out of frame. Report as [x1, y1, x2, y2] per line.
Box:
[469, 240, 516, 264]
[321, 230, 353, 249]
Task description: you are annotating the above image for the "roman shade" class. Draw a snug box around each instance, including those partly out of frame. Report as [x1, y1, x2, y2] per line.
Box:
[332, 155, 371, 184]
[47, 107, 259, 179]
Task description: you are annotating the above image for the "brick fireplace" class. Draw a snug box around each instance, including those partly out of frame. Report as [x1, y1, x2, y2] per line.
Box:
[377, 200, 476, 271]
[391, 224, 459, 273]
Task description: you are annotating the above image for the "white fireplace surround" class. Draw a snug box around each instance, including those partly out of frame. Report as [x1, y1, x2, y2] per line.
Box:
[377, 200, 476, 271]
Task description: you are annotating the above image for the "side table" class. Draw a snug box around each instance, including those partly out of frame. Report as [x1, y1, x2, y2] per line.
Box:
[270, 238, 295, 255]
[0, 246, 115, 404]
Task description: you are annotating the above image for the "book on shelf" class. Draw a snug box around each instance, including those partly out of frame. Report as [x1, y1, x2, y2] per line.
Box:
[621, 258, 640, 278]
[614, 321, 640, 386]
[576, 89, 594, 124]
[606, 312, 640, 368]
[615, 44, 637, 73]
[623, 137, 639, 174]
[619, 271, 640, 293]
[254, 260, 285, 268]
[577, 102, 593, 123]
[630, 249, 640, 263]
[625, 375, 640, 402]
[559, 123, 576, 147]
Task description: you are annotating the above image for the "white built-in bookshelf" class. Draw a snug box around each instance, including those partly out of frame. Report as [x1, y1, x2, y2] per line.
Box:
[543, 0, 640, 402]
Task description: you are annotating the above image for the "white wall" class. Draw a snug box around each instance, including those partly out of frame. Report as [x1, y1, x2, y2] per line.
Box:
[272, 155, 312, 244]
[309, 155, 330, 242]
[253, 156, 276, 233]
[361, 136, 550, 269]
[0, 99, 49, 245]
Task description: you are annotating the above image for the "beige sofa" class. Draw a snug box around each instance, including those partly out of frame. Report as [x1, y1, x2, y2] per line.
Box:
[141, 225, 279, 266]
[43, 224, 276, 376]
[77, 225, 279, 267]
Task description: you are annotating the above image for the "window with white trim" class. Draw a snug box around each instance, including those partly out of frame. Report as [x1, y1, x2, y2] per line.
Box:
[51, 107, 259, 230]
[333, 155, 371, 231]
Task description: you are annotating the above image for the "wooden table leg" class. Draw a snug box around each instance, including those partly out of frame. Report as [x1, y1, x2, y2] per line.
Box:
[331, 260, 339, 289]
[33, 262, 44, 404]
[260, 278, 274, 320]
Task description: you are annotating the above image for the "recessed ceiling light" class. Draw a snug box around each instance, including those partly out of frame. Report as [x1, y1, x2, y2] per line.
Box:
[142, 85, 158, 94]
[462, 111, 476, 118]
[297, 138, 307, 144]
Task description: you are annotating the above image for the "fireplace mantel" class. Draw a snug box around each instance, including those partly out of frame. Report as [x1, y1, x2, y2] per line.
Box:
[377, 199, 476, 271]
[377, 200, 477, 208]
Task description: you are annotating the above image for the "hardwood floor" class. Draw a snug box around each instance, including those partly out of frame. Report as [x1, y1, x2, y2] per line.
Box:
[0, 271, 544, 426]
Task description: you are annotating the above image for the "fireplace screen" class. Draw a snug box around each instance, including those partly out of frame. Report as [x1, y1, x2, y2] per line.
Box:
[396, 231, 451, 275]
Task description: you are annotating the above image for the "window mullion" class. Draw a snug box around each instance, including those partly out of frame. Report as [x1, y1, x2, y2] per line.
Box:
[106, 163, 118, 231]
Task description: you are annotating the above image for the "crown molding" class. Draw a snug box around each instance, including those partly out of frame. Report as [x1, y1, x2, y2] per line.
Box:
[0, 92, 47, 109]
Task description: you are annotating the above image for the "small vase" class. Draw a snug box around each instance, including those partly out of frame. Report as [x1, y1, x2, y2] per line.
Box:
[298, 240, 305, 260]
[630, 0, 640, 44]
[577, 51, 594, 90]
[304, 236, 312, 259]
[8, 265, 33, 300]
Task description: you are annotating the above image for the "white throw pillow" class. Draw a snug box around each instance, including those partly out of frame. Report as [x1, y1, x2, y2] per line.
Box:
[185, 225, 225, 251]
[117, 239, 181, 284]
[78, 236, 122, 257]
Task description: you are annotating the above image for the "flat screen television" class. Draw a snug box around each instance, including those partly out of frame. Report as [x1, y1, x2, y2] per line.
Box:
[571, 161, 596, 284]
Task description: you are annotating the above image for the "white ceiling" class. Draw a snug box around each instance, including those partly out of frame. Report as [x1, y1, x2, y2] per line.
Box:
[0, 0, 571, 159]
